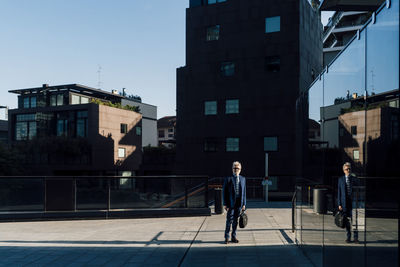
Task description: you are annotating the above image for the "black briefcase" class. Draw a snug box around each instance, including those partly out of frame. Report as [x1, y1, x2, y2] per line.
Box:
[239, 211, 248, 228]
[334, 211, 346, 228]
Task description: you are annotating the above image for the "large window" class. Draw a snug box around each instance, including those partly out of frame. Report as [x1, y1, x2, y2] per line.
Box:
[226, 137, 239, 152]
[221, 62, 235, 76]
[226, 99, 239, 114]
[265, 16, 280, 33]
[15, 114, 36, 140]
[76, 111, 88, 137]
[205, 101, 217, 115]
[158, 130, 165, 138]
[207, 25, 220, 41]
[264, 137, 278, 151]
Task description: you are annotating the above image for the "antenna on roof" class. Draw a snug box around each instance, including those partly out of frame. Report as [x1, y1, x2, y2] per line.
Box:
[97, 65, 102, 89]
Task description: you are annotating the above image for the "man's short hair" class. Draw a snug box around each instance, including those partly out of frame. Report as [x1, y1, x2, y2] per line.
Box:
[343, 162, 351, 169]
[232, 161, 242, 168]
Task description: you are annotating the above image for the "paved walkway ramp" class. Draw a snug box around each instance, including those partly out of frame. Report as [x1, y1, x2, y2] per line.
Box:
[0, 202, 312, 266]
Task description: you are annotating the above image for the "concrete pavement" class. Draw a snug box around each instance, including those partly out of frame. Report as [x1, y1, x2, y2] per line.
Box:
[0, 202, 313, 266]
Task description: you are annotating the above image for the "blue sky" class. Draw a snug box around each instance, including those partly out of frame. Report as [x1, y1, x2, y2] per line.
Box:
[0, 1, 333, 120]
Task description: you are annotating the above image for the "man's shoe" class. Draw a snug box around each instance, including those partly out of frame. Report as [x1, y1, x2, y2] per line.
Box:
[224, 238, 229, 244]
[353, 239, 359, 244]
[231, 237, 239, 243]
[345, 239, 351, 243]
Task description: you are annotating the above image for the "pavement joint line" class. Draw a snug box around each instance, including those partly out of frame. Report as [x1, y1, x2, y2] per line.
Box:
[177, 216, 208, 267]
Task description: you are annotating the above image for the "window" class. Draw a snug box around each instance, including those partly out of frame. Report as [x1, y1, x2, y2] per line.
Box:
[226, 137, 239, 152]
[168, 133, 174, 138]
[265, 16, 280, 33]
[71, 94, 90, 105]
[204, 138, 218, 152]
[136, 126, 142, 136]
[121, 123, 128, 134]
[57, 94, 64, 106]
[158, 130, 165, 138]
[81, 96, 89, 104]
[23, 96, 37, 108]
[208, 0, 226, 4]
[51, 94, 64, 106]
[351, 126, 357, 136]
[221, 62, 235, 76]
[205, 101, 217, 115]
[118, 148, 126, 158]
[23, 97, 30, 108]
[226, 99, 239, 114]
[50, 95, 57, 106]
[265, 56, 280, 72]
[15, 114, 36, 140]
[76, 111, 88, 137]
[30, 96, 37, 108]
[168, 128, 174, 133]
[264, 137, 278, 151]
[353, 150, 360, 160]
[71, 94, 80, 105]
[207, 25, 220, 41]
[57, 119, 68, 136]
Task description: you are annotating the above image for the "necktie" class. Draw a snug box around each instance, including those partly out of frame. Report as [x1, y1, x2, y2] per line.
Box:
[345, 176, 351, 196]
[235, 176, 240, 197]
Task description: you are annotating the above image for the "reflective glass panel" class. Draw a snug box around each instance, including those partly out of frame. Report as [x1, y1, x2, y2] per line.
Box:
[366, 0, 399, 94]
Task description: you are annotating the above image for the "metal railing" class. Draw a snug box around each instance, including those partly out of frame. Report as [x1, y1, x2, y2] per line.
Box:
[0, 176, 209, 213]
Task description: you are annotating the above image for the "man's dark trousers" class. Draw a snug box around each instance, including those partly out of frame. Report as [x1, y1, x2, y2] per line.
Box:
[225, 198, 241, 239]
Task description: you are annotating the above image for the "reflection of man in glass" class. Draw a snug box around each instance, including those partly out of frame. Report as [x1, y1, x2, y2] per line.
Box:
[223, 161, 246, 244]
[338, 162, 359, 243]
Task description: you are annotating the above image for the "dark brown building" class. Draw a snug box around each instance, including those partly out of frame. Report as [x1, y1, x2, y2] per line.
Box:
[176, 0, 322, 193]
[8, 84, 143, 175]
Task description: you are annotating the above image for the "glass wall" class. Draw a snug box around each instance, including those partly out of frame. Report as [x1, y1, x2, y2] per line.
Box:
[296, 1, 399, 266]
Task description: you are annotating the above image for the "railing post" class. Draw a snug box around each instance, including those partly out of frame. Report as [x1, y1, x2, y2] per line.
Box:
[205, 177, 209, 208]
[73, 177, 77, 212]
[185, 178, 188, 208]
[107, 178, 111, 212]
[43, 177, 47, 212]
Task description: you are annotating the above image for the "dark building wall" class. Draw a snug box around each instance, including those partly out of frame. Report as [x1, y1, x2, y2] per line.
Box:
[177, 0, 322, 191]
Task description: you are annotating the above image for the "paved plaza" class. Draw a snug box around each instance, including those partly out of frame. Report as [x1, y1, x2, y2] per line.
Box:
[0, 202, 313, 266]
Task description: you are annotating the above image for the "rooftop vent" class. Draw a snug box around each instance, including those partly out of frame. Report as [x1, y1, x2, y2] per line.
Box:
[42, 84, 49, 88]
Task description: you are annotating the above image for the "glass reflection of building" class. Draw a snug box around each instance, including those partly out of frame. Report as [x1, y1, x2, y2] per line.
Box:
[305, 0, 399, 179]
[295, 1, 399, 266]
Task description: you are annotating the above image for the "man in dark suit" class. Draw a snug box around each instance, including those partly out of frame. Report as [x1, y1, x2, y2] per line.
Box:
[223, 161, 246, 244]
[338, 162, 359, 243]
